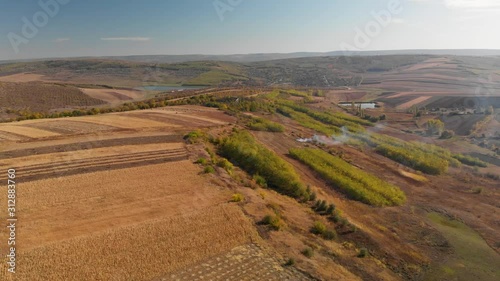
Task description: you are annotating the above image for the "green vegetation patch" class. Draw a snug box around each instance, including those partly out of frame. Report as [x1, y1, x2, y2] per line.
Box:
[247, 117, 284, 132]
[218, 130, 307, 199]
[289, 148, 406, 206]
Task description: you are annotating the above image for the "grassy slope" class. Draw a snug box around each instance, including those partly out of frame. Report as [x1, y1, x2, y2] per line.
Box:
[425, 212, 500, 281]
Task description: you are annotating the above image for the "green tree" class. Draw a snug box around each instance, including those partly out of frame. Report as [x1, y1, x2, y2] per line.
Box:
[425, 119, 445, 136]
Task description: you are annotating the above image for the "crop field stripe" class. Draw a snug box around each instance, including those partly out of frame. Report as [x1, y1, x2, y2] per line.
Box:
[0, 135, 183, 159]
[0, 149, 187, 180]
[0, 125, 60, 138]
[0, 149, 187, 183]
[1, 148, 186, 172]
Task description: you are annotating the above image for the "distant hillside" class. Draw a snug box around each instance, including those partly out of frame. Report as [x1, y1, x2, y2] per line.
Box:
[2, 49, 500, 65]
[101, 49, 500, 63]
[1, 54, 500, 88]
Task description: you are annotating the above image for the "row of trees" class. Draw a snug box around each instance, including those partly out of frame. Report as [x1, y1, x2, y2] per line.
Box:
[246, 117, 284, 132]
[218, 130, 308, 200]
[277, 106, 341, 136]
[289, 148, 406, 207]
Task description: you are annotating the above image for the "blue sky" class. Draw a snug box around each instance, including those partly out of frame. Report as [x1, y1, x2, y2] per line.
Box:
[0, 0, 499, 60]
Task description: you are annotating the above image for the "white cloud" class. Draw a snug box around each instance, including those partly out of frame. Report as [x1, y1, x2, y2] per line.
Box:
[101, 37, 151, 41]
[54, 38, 70, 42]
[444, 0, 500, 9]
[392, 18, 405, 24]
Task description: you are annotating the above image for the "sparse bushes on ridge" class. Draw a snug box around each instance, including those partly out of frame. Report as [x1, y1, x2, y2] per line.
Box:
[290, 148, 406, 206]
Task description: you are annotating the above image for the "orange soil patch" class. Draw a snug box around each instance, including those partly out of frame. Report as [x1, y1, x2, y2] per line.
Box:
[0, 125, 60, 138]
[80, 88, 142, 103]
[397, 96, 432, 109]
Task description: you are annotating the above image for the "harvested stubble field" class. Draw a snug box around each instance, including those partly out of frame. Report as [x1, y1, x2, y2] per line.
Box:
[1, 205, 259, 281]
[157, 244, 313, 281]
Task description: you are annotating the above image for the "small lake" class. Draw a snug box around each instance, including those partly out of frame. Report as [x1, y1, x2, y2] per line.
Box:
[136, 85, 206, 91]
[338, 102, 377, 109]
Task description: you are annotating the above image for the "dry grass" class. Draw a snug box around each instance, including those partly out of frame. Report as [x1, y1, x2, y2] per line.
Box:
[1, 205, 259, 281]
[399, 170, 429, 182]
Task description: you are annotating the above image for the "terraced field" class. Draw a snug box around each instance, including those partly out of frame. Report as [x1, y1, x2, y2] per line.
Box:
[0, 105, 281, 281]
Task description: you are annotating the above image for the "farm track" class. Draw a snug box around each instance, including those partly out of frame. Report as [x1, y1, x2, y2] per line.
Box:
[0, 134, 183, 159]
[0, 148, 187, 182]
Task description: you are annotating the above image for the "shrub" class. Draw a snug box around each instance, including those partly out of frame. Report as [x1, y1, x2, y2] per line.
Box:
[326, 204, 335, 215]
[203, 166, 215, 174]
[301, 248, 314, 258]
[194, 157, 208, 165]
[231, 193, 244, 202]
[311, 221, 327, 235]
[358, 248, 368, 258]
[284, 258, 295, 266]
[485, 173, 499, 180]
[316, 200, 327, 212]
[322, 229, 337, 240]
[440, 130, 455, 139]
[183, 130, 206, 144]
[253, 174, 267, 188]
[261, 215, 284, 230]
[217, 158, 234, 172]
[310, 191, 317, 201]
